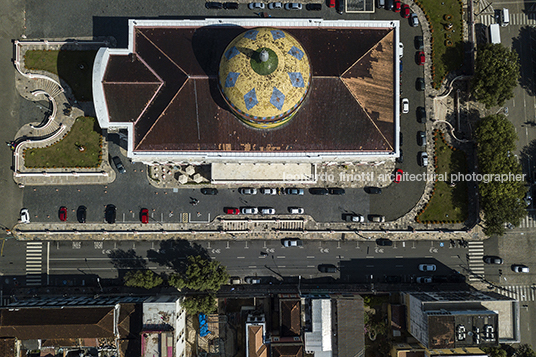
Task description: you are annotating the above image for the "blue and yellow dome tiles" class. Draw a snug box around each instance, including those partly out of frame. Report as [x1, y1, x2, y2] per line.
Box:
[219, 27, 311, 129]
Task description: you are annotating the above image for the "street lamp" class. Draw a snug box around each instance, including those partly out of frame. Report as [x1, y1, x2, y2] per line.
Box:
[298, 275, 302, 296]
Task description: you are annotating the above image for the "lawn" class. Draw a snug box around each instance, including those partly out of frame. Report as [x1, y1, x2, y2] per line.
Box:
[417, 130, 469, 223]
[24, 116, 103, 168]
[24, 50, 98, 101]
[416, 0, 464, 88]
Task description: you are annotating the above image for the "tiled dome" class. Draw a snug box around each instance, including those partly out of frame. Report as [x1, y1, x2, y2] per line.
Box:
[219, 28, 311, 129]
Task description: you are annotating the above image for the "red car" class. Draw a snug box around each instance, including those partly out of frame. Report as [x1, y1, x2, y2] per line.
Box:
[59, 206, 67, 221]
[393, 0, 401, 12]
[224, 207, 240, 215]
[393, 169, 403, 183]
[141, 208, 149, 224]
[328, 0, 335, 7]
[401, 4, 410, 18]
[416, 51, 425, 65]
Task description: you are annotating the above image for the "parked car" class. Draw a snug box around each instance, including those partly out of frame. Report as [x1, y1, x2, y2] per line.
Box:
[268, 2, 283, 9]
[224, 207, 240, 215]
[398, 42, 404, 58]
[59, 206, 67, 222]
[416, 276, 432, 283]
[393, 0, 401, 12]
[417, 131, 426, 146]
[419, 264, 437, 272]
[376, 238, 393, 246]
[401, 4, 410, 17]
[260, 207, 276, 215]
[483, 256, 503, 265]
[206, 2, 223, 9]
[229, 277, 241, 284]
[385, 0, 394, 10]
[433, 275, 449, 283]
[77, 205, 87, 223]
[416, 51, 425, 65]
[384, 275, 401, 283]
[318, 264, 337, 273]
[20, 208, 30, 223]
[105, 204, 116, 224]
[414, 36, 424, 50]
[112, 156, 126, 174]
[402, 98, 409, 113]
[328, 187, 345, 195]
[418, 151, 428, 167]
[239, 187, 257, 195]
[245, 277, 262, 284]
[201, 188, 218, 195]
[397, 148, 404, 163]
[282, 238, 303, 247]
[306, 3, 322, 10]
[417, 106, 426, 123]
[512, 264, 529, 273]
[377, 0, 385, 8]
[140, 208, 149, 224]
[364, 186, 382, 194]
[393, 168, 403, 183]
[336, 0, 344, 13]
[327, 0, 335, 7]
[285, 187, 304, 195]
[369, 215, 385, 223]
[241, 207, 259, 215]
[288, 207, 305, 214]
[410, 13, 419, 27]
[260, 187, 277, 195]
[248, 2, 265, 9]
[285, 3, 302, 10]
[223, 2, 239, 9]
[399, 131, 403, 146]
[309, 187, 329, 195]
[345, 214, 365, 222]
[416, 77, 425, 91]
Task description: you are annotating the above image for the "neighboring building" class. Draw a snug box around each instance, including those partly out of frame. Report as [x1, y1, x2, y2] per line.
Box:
[271, 296, 304, 356]
[142, 296, 187, 357]
[402, 290, 520, 349]
[246, 313, 268, 357]
[93, 18, 401, 176]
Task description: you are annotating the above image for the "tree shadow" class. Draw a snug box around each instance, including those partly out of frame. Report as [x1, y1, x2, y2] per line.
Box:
[520, 139, 536, 178]
[108, 248, 147, 270]
[512, 26, 536, 97]
[146, 239, 210, 273]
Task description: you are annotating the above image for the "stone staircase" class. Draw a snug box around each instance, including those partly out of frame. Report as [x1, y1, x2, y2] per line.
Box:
[30, 78, 64, 98]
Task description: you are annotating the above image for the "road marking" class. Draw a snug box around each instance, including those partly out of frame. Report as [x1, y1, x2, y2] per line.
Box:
[237, 256, 245, 259]
[307, 256, 315, 259]
[226, 241, 230, 249]
[366, 256, 374, 258]
[337, 242, 341, 249]
[425, 255, 433, 258]
[207, 242, 211, 249]
[279, 265, 286, 268]
[395, 265, 403, 267]
[276, 256, 285, 259]
[26, 242, 43, 286]
[307, 265, 315, 268]
[249, 266, 256, 268]
[395, 256, 403, 258]
[366, 265, 374, 267]
[244, 242, 249, 249]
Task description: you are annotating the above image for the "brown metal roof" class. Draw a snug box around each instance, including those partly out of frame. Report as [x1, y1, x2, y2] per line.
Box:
[280, 299, 301, 337]
[102, 25, 396, 153]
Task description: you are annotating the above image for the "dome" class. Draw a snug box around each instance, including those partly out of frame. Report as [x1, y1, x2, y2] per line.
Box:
[219, 28, 311, 129]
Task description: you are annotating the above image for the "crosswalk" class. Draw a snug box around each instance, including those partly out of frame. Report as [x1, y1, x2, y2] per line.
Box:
[517, 212, 536, 228]
[497, 285, 536, 301]
[25, 242, 43, 286]
[480, 13, 536, 26]
[467, 241, 485, 282]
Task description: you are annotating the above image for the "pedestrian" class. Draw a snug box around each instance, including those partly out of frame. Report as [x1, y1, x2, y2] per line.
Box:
[197, 212, 201, 217]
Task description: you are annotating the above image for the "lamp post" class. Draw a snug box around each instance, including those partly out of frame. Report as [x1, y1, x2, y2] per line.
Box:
[298, 275, 302, 296]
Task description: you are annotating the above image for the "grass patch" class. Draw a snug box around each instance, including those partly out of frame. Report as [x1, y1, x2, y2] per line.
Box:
[416, 0, 464, 88]
[417, 130, 468, 223]
[24, 116, 103, 168]
[24, 50, 98, 101]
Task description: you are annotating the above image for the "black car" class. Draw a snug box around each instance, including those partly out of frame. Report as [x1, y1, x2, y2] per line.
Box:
[483, 256, 503, 265]
[384, 275, 401, 283]
[105, 204, 116, 224]
[318, 264, 338, 273]
[364, 186, 382, 194]
[328, 187, 345, 195]
[414, 35, 424, 50]
[285, 188, 304, 195]
[386, 0, 394, 10]
[376, 238, 393, 246]
[77, 205, 87, 223]
[112, 156, 126, 174]
[201, 188, 218, 195]
[396, 148, 404, 163]
[223, 2, 239, 9]
[417, 131, 426, 146]
[309, 187, 329, 195]
[417, 106, 426, 123]
[416, 77, 425, 91]
[336, 0, 344, 13]
[399, 131, 403, 146]
[205, 2, 223, 9]
[306, 3, 322, 10]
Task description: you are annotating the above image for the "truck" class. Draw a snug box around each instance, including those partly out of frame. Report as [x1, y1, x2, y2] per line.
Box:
[489, 24, 501, 44]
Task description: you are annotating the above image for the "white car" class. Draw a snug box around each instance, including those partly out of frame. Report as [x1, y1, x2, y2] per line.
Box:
[248, 2, 265, 9]
[419, 264, 436, 272]
[288, 207, 304, 214]
[20, 208, 30, 223]
[260, 188, 277, 195]
[282, 238, 303, 247]
[268, 2, 283, 9]
[261, 207, 276, 215]
[402, 98, 409, 114]
[419, 151, 428, 167]
[416, 276, 432, 284]
[346, 214, 365, 222]
[239, 187, 257, 195]
[241, 207, 259, 215]
[398, 42, 404, 58]
[285, 2, 302, 10]
[512, 264, 529, 273]
[245, 277, 262, 284]
[410, 13, 419, 27]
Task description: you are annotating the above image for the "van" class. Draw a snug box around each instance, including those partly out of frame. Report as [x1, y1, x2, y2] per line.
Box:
[377, 0, 385, 8]
[488, 24, 501, 44]
[500, 8, 509, 26]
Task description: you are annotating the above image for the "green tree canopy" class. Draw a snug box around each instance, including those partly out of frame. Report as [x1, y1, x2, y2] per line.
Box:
[169, 255, 229, 292]
[123, 270, 163, 289]
[181, 294, 217, 315]
[516, 344, 536, 357]
[471, 43, 520, 108]
[481, 346, 507, 357]
[476, 114, 527, 235]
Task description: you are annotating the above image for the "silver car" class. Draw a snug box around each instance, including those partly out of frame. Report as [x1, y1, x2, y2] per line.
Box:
[248, 2, 265, 9]
[288, 207, 304, 214]
[268, 2, 283, 9]
[284, 2, 302, 10]
[410, 13, 419, 27]
[261, 207, 276, 215]
[419, 264, 436, 272]
[241, 207, 259, 215]
[260, 188, 277, 195]
[239, 187, 257, 195]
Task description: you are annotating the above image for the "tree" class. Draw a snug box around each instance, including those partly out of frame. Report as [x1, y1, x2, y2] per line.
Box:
[471, 43, 520, 108]
[476, 115, 527, 236]
[169, 255, 229, 292]
[180, 294, 217, 315]
[481, 346, 507, 357]
[516, 344, 536, 357]
[123, 270, 163, 289]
